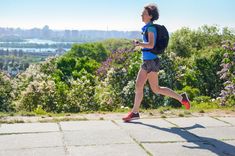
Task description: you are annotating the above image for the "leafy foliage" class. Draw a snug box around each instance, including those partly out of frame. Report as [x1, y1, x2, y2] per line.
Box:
[217, 41, 235, 106]
[0, 72, 14, 111]
[1, 25, 235, 113]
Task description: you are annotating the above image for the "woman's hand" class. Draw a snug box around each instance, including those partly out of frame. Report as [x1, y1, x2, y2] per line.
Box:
[133, 40, 140, 46]
[133, 40, 142, 51]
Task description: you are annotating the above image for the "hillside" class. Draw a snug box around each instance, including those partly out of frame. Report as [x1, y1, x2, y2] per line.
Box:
[0, 25, 234, 113]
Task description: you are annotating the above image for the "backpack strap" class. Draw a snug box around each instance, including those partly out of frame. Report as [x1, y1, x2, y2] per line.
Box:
[142, 24, 157, 54]
[143, 24, 169, 55]
[143, 24, 155, 42]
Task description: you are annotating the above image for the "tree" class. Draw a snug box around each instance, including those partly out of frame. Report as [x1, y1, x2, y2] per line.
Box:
[0, 72, 14, 112]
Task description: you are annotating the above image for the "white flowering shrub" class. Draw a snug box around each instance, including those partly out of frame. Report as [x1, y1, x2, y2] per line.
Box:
[0, 71, 14, 111]
[217, 41, 235, 106]
[13, 58, 57, 112]
[95, 68, 120, 111]
[96, 50, 166, 110]
[67, 70, 98, 112]
[17, 78, 57, 112]
[2, 36, 235, 113]
[122, 80, 135, 107]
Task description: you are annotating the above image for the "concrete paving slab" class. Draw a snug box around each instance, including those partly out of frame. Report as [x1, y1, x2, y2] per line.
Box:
[0, 123, 59, 134]
[0, 147, 65, 156]
[68, 144, 148, 156]
[143, 142, 219, 156]
[217, 117, 235, 126]
[115, 119, 176, 130]
[188, 127, 235, 140]
[0, 117, 234, 156]
[166, 117, 230, 128]
[64, 129, 134, 146]
[60, 120, 119, 131]
[119, 122, 200, 142]
[0, 132, 63, 150]
[208, 140, 235, 156]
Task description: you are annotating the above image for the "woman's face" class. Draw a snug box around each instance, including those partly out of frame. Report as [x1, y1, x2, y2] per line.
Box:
[141, 9, 152, 23]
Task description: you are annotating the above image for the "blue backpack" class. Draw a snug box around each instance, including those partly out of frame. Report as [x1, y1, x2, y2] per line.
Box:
[144, 24, 169, 54]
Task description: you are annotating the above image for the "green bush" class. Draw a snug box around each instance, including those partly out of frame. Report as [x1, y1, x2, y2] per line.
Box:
[34, 105, 47, 115]
[4, 29, 235, 113]
[0, 72, 14, 112]
[67, 70, 98, 112]
[193, 96, 211, 103]
[217, 41, 235, 106]
[95, 67, 132, 111]
[68, 43, 108, 63]
[191, 100, 220, 110]
[182, 86, 200, 100]
[17, 79, 57, 112]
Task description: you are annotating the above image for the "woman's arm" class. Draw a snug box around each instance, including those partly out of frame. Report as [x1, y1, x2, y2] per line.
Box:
[135, 32, 155, 49]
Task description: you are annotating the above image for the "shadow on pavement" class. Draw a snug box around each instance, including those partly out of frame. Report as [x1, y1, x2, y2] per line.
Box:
[128, 121, 235, 156]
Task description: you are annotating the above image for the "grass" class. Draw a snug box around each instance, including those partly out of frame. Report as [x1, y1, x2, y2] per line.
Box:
[178, 113, 184, 117]
[99, 117, 104, 120]
[149, 112, 154, 116]
[141, 101, 234, 118]
[0, 101, 234, 124]
[39, 117, 88, 123]
[199, 110, 205, 113]
[0, 119, 24, 124]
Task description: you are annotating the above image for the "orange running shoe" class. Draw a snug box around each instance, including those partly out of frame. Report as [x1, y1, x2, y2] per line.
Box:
[181, 93, 191, 110]
[122, 112, 140, 122]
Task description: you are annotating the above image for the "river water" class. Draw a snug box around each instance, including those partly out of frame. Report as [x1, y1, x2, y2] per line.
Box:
[0, 39, 78, 52]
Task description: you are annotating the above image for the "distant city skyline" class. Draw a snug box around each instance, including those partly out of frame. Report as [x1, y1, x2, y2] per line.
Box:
[0, 0, 235, 32]
[0, 25, 141, 43]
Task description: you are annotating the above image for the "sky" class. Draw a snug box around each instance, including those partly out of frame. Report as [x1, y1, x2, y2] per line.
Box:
[0, 0, 235, 32]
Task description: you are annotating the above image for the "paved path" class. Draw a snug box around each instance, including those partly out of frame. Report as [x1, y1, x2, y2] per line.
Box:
[0, 116, 235, 156]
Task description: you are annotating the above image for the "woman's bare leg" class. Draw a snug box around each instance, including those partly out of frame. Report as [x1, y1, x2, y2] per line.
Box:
[148, 72, 182, 102]
[132, 68, 148, 112]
